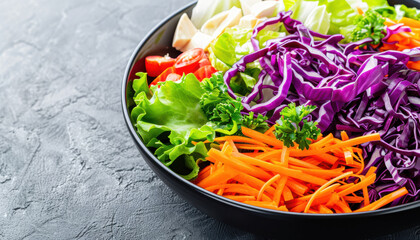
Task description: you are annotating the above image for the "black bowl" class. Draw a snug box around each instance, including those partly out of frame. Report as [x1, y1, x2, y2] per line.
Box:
[122, 1, 420, 239]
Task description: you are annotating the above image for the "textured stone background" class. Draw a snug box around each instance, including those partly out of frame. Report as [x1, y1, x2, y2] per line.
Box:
[0, 0, 419, 239]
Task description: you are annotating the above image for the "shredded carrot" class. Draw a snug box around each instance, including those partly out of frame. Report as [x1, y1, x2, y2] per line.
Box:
[355, 188, 409, 212]
[282, 186, 294, 201]
[343, 196, 364, 203]
[399, 17, 420, 28]
[257, 174, 281, 201]
[319, 205, 334, 214]
[380, 18, 420, 70]
[242, 127, 284, 148]
[194, 129, 408, 213]
[273, 176, 288, 206]
[224, 195, 256, 202]
[264, 124, 277, 135]
[304, 172, 353, 213]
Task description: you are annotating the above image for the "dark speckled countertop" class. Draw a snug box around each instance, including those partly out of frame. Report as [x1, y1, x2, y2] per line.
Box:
[0, 0, 419, 239]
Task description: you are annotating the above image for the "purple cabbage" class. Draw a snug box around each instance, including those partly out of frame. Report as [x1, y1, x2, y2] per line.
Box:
[223, 10, 420, 206]
[334, 70, 420, 206]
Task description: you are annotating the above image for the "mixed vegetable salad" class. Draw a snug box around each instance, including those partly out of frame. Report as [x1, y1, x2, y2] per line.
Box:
[129, 0, 420, 213]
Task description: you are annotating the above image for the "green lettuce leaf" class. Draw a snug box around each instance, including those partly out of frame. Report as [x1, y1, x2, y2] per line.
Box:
[256, 29, 282, 49]
[131, 73, 215, 180]
[290, 0, 331, 35]
[208, 27, 261, 95]
[209, 27, 254, 68]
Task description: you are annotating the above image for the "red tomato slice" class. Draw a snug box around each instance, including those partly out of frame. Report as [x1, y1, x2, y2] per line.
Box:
[150, 67, 175, 86]
[194, 65, 218, 81]
[198, 57, 211, 68]
[174, 48, 205, 74]
[166, 73, 182, 82]
[145, 55, 176, 77]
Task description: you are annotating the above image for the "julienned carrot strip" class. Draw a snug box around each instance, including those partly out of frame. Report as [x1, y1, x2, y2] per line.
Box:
[207, 184, 272, 201]
[363, 186, 370, 206]
[304, 158, 323, 166]
[399, 17, 420, 28]
[285, 178, 308, 196]
[289, 133, 381, 157]
[255, 150, 282, 161]
[366, 167, 377, 177]
[343, 196, 364, 203]
[407, 61, 420, 71]
[197, 166, 238, 189]
[304, 172, 353, 213]
[273, 176, 288, 206]
[217, 188, 224, 196]
[311, 154, 339, 165]
[234, 144, 273, 152]
[289, 166, 345, 179]
[336, 183, 355, 192]
[224, 195, 256, 202]
[213, 136, 267, 147]
[319, 205, 334, 214]
[208, 149, 273, 181]
[310, 133, 334, 148]
[326, 193, 340, 208]
[232, 152, 328, 185]
[282, 186, 294, 201]
[334, 200, 352, 213]
[194, 165, 211, 183]
[288, 157, 322, 169]
[241, 127, 284, 148]
[258, 174, 281, 201]
[233, 173, 276, 196]
[285, 184, 341, 209]
[337, 174, 376, 197]
[280, 146, 289, 166]
[226, 139, 238, 153]
[290, 194, 334, 212]
[197, 131, 407, 213]
[354, 188, 408, 212]
[341, 131, 349, 141]
[354, 152, 365, 175]
[264, 124, 277, 135]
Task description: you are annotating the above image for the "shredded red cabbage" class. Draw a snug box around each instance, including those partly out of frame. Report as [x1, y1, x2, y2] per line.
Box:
[223, 10, 420, 206]
[335, 70, 420, 206]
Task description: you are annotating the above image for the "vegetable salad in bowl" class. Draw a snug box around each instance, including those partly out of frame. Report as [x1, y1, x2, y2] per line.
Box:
[128, 0, 420, 214]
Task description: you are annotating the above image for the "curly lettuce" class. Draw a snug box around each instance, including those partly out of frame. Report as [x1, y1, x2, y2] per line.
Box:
[131, 73, 214, 180]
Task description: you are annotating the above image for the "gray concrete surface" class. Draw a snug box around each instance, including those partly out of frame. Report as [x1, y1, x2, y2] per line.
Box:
[0, 0, 418, 239]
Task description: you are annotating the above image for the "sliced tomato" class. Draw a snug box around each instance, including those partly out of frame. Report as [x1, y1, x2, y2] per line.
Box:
[145, 55, 176, 77]
[198, 57, 211, 68]
[174, 48, 206, 74]
[194, 65, 218, 81]
[166, 73, 182, 82]
[150, 67, 176, 86]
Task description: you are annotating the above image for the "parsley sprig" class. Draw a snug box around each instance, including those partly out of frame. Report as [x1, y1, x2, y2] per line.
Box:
[350, 9, 386, 45]
[275, 103, 321, 150]
[200, 73, 269, 134]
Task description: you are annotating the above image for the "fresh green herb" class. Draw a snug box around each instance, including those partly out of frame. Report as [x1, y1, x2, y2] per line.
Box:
[274, 103, 321, 150]
[200, 72, 269, 134]
[350, 9, 386, 45]
[241, 112, 270, 133]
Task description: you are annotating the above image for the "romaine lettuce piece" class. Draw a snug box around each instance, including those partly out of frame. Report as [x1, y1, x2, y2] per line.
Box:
[290, 0, 331, 35]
